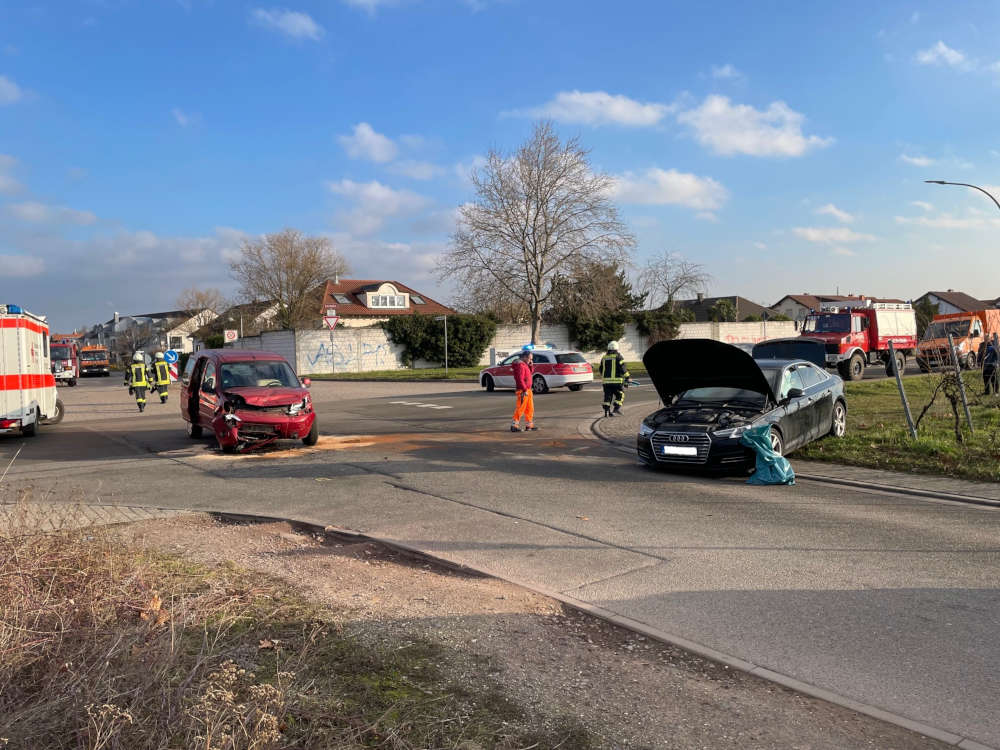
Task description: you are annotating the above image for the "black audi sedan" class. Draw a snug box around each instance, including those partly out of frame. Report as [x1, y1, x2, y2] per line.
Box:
[636, 339, 847, 471]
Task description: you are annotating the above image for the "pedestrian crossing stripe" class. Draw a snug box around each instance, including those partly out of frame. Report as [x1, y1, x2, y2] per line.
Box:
[388, 401, 452, 409]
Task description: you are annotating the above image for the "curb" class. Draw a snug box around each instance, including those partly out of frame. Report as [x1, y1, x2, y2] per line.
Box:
[209, 509, 994, 750]
[589, 416, 1000, 509]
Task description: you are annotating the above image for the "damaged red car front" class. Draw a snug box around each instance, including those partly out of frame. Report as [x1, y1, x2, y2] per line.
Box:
[181, 350, 319, 452]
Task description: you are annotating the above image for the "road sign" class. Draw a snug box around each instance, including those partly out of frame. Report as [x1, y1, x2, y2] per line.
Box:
[163, 349, 178, 364]
[323, 315, 340, 331]
[168, 362, 179, 381]
[223, 329, 238, 343]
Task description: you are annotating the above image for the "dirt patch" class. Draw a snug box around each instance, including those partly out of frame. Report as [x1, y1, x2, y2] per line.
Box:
[188, 432, 500, 460]
[116, 514, 949, 750]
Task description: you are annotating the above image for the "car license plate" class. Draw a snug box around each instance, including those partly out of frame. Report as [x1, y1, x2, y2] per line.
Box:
[663, 445, 697, 456]
[825, 354, 838, 363]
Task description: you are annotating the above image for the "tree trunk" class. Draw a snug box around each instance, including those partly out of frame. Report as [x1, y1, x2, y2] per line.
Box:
[531, 309, 541, 345]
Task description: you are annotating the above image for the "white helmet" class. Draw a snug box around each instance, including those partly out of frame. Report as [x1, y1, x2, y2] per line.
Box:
[132, 352, 144, 362]
[607, 341, 619, 351]
[155, 352, 165, 360]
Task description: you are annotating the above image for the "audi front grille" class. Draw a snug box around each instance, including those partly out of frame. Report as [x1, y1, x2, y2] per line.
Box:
[649, 432, 712, 464]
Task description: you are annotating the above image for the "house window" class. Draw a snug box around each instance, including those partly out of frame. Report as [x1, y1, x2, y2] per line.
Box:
[169, 336, 183, 350]
[333, 294, 351, 304]
[368, 294, 407, 309]
[410, 295, 426, 305]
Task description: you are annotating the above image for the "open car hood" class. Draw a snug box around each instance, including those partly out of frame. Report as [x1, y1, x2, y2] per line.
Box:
[642, 339, 776, 404]
[752, 337, 827, 368]
[223, 386, 306, 407]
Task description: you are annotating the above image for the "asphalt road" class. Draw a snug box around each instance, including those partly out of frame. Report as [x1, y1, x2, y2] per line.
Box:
[3, 376, 999, 747]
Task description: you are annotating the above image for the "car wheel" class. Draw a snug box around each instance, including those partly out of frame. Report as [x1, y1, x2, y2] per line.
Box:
[302, 421, 319, 446]
[532, 374, 548, 394]
[568, 383, 583, 391]
[847, 353, 865, 381]
[966, 352, 977, 370]
[917, 358, 931, 373]
[829, 400, 847, 437]
[886, 352, 905, 377]
[187, 420, 203, 439]
[483, 374, 495, 392]
[768, 427, 784, 456]
[45, 399, 65, 425]
[21, 418, 36, 437]
[68, 378, 77, 387]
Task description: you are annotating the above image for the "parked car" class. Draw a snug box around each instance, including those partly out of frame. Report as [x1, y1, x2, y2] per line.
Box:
[636, 339, 846, 471]
[180, 349, 317, 452]
[479, 348, 593, 394]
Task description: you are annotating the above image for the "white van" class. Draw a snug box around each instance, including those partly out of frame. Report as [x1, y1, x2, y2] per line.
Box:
[0, 304, 64, 435]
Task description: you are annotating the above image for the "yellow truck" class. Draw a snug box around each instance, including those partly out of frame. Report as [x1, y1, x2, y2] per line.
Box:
[916, 309, 1000, 371]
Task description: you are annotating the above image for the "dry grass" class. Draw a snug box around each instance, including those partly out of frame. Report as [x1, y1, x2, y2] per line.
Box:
[0, 501, 593, 750]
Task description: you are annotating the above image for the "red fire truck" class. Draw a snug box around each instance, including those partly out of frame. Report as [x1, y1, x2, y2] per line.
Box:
[800, 300, 918, 380]
[50, 337, 80, 387]
[0, 304, 64, 435]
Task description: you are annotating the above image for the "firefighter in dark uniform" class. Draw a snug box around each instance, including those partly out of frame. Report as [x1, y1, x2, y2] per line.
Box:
[125, 352, 150, 412]
[600, 340, 630, 417]
[152, 351, 171, 404]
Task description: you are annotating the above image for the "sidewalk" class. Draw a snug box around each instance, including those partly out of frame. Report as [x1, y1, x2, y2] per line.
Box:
[0, 501, 191, 535]
[594, 407, 1000, 505]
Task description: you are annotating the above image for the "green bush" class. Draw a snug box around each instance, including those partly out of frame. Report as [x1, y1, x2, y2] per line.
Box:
[568, 315, 626, 352]
[382, 314, 497, 367]
[633, 308, 690, 344]
[204, 334, 225, 349]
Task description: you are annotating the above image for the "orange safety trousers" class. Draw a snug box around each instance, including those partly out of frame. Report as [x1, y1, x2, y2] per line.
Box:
[513, 389, 534, 425]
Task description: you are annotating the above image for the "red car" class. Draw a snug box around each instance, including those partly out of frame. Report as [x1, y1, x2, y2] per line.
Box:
[180, 350, 317, 452]
[479, 348, 593, 394]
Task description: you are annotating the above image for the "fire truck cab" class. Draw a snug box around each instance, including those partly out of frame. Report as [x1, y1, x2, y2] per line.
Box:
[0, 304, 64, 435]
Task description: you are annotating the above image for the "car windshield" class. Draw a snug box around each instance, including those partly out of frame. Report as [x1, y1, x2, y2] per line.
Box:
[760, 366, 789, 398]
[676, 387, 765, 407]
[556, 353, 586, 363]
[220, 361, 299, 388]
[803, 314, 851, 333]
[923, 320, 971, 340]
[51, 346, 73, 360]
[80, 350, 106, 361]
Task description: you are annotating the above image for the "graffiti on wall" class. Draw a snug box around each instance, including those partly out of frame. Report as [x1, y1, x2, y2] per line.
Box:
[305, 339, 394, 371]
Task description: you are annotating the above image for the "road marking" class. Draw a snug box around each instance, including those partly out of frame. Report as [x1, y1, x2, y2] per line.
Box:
[388, 401, 452, 410]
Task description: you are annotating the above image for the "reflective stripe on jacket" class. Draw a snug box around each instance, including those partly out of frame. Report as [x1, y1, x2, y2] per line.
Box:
[130, 363, 149, 387]
[599, 353, 629, 384]
[154, 361, 170, 386]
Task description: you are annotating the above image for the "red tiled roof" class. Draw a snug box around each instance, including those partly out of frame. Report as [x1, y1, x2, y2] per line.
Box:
[319, 279, 456, 317]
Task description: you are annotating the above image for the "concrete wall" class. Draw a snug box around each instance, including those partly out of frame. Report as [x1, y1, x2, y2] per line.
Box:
[233, 320, 801, 374]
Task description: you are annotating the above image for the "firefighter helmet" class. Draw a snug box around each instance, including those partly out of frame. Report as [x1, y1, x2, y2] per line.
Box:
[132, 352, 144, 362]
[607, 341, 619, 351]
[155, 352, 165, 360]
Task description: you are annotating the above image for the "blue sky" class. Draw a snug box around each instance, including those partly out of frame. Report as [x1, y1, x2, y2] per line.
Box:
[2, 0, 999, 331]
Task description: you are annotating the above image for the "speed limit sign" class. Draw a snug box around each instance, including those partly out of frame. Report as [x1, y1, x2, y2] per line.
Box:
[223, 329, 238, 343]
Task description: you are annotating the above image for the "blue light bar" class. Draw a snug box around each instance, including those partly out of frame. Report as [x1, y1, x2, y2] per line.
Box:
[3, 304, 22, 314]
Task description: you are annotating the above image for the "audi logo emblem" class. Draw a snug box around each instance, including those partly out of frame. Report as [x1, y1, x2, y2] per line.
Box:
[664, 434, 690, 443]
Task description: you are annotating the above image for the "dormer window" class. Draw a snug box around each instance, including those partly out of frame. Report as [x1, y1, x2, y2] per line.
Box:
[364, 283, 408, 309]
[333, 294, 351, 305]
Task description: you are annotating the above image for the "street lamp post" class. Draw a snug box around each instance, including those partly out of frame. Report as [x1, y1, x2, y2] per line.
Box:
[924, 180, 1000, 212]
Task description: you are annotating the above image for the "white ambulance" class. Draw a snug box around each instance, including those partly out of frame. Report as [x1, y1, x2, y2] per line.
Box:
[0, 304, 64, 436]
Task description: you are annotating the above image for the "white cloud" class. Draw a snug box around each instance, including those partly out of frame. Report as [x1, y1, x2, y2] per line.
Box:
[8, 201, 97, 225]
[831, 247, 857, 257]
[249, 8, 324, 40]
[0, 154, 20, 194]
[900, 153, 934, 166]
[454, 155, 488, 183]
[676, 95, 832, 157]
[895, 213, 1000, 230]
[915, 40, 968, 68]
[0, 254, 44, 277]
[387, 160, 444, 180]
[753, 241, 767, 250]
[337, 122, 398, 163]
[171, 108, 201, 127]
[792, 226, 875, 244]
[341, 0, 398, 13]
[610, 167, 728, 211]
[815, 203, 854, 223]
[911, 200, 934, 211]
[326, 179, 428, 235]
[0, 74, 22, 104]
[508, 90, 672, 127]
[710, 64, 743, 80]
[695, 211, 719, 222]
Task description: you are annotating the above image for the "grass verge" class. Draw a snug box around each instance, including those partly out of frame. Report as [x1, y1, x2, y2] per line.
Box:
[798, 370, 1000, 482]
[309, 361, 648, 382]
[0, 516, 594, 749]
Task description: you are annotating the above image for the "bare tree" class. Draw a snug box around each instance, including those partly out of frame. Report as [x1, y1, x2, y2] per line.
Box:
[229, 229, 349, 330]
[176, 286, 228, 318]
[444, 122, 635, 344]
[639, 251, 711, 311]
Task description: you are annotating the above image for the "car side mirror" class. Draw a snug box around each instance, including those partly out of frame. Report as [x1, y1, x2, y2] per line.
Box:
[302, 378, 311, 387]
[784, 387, 804, 402]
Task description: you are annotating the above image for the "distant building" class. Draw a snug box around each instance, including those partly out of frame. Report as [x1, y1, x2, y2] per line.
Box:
[191, 301, 279, 349]
[913, 290, 994, 315]
[318, 279, 456, 327]
[673, 293, 772, 322]
[771, 294, 907, 322]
